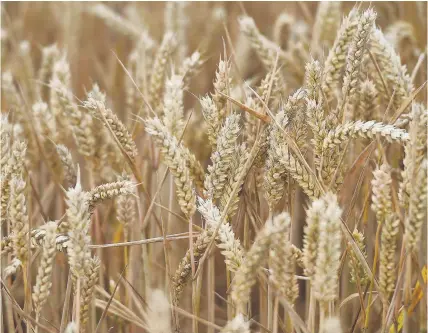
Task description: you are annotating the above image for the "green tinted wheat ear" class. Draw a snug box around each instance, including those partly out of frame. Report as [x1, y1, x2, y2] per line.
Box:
[204, 113, 241, 199]
[232, 213, 289, 313]
[32, 221, 57, 316]
[148, 32, 177, 112]
[313, 193, 342, 305]
[9, 177, 29, 263]
[322, 120, 409, 150]
[339, 9, 377, 115]
[145, 117, 196, 218]
[322, 9, 358, 102]
[220, 314, 250, 333]
[269, 212, 298, 304]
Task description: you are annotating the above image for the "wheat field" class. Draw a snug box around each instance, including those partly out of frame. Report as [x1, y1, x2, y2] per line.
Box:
[1, 2, 427, 333]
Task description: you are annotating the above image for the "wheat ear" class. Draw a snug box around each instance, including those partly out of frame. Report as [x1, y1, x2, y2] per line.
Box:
[32, 221, 57, 316]
[312, 193, 342, 307]
[231, 213, 290, 313]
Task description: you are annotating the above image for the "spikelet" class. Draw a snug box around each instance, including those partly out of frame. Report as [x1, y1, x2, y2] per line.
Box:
[164, 1, 188, 63]
[322, 120, 409, 150]
[322, 9, 358, 102]
[264, 111, 289, 210]
[303, 197, 323, 277]
[0, 115, 11, 169]
[148, 32, 177, 112]
[201, 95, 222, 147]
[88, 180, 134, 211]
[115, 174, 137, 241]
[304, 60, 322, 102]
[399, 105, 427, 209]
[179, 51, 203, 89]
[311, 2, 342, 51]
[84, 95, 138, 160]
[356, 80, 379, 121]
[32, 221, 57, 315]
[220, 314, 250, 333]
[56, 144, 76, 187]
[79, 256, 100, 330]
[145, 117, 196, 218]
[339, 9, 377, 114]
[371, 164, 393, 222]
[404, 159, 427, 253]
[162, 74, 185, 137]
[238, 16, 289, 70]
[143, 289, 172, 333]
[219, 143, 249, 219]
[65, 171, 92, 278]
[211, 59, 231, 116]
[275, 139, 320, 199]
[198, 198, 244, 272]
[269, 212, 298, 304]
[1, 141, 27, 225]
[371, 27, 413, 119]
[232, 213, 289, 313]
[312, 193, 342, 305]
[348, 230, 369, 286]
[8, 177, 29, 263]
[172, 228, 211, 304]
[37, 44, 60, 98]
[204, 113, 241, 199]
